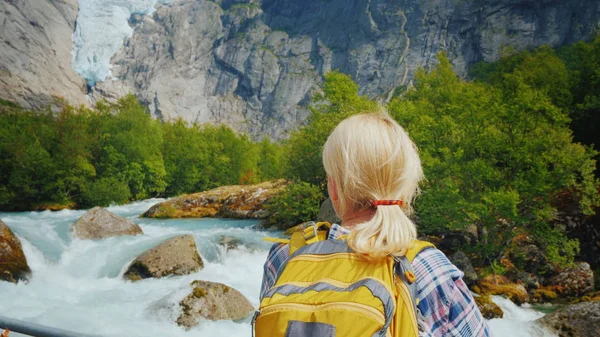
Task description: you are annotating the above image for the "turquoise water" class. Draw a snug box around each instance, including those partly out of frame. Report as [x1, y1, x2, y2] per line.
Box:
[0, 200, 555, 337]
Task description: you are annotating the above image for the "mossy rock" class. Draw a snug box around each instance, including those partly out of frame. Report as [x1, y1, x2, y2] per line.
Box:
[124, 235, 203, 281]
[0, 220, 31, 283]
[476, 280, 529, 305]
[532, 288, 559, 303]
[474, 295, 504, 319]
[141, 180, 288, 219]
[177, 280, 254, 328]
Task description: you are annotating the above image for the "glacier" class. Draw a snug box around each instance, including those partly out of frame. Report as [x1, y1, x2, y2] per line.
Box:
[72, 0, 173, 86]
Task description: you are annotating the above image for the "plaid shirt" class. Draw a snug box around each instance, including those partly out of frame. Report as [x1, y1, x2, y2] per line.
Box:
[260, 224, 492, 337]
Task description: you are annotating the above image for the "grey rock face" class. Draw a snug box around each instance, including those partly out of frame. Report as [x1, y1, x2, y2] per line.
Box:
[71, 207, 143, 239]
[177, 280, 254, 328]
[0, 220, 31, 283]
[548, 262, 595, 297]
[92, 0, 600, 139]
[317, 198, 341, 225]
[449, 251, 478, 286]
[124, 235, 204, 281]
[538, 300, 600, 337]
[0, 0, 87, 108]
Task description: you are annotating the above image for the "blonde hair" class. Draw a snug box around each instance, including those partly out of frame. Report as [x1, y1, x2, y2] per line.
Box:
[322, 112, 423, 258]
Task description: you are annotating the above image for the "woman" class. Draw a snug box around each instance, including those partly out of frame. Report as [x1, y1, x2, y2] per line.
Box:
[260, 112, 492, 336]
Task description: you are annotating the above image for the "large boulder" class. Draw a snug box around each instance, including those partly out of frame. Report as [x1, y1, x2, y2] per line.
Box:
[547, 262, 594, 297]
[124, 235, 204, 281]
[437, 231, 477, 254]
[538, 300, 600, 337]
[177, 280, 254, 328]
[142, 180, 288, 219]
[449, 251, 478, 286]
[506, 234, 552, 276]
[317, 198, 341, 225]
[71, 207, 143, 239]
[0, 220, 31, 283]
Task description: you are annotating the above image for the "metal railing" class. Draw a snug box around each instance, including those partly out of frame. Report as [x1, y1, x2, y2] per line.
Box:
[0, 315, 100, 337]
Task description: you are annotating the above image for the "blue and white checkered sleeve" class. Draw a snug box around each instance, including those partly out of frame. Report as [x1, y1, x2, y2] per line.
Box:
[260, 242, 290, 299]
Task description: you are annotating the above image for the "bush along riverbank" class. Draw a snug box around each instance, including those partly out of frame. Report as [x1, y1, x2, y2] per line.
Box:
[0, 96, 285, 212]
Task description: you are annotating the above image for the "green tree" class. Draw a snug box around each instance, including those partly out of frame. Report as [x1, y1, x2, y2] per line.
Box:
[390, 53, 598, 265]
[257, 137, 285, 181]
[285, 71, 377, 189]
[162, 119, 210, 196]
[86, 95, 166, 204]
[263, 182, 324, 229]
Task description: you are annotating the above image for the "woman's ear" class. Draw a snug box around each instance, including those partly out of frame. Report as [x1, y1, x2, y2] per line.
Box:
[327, 176, 338, 202]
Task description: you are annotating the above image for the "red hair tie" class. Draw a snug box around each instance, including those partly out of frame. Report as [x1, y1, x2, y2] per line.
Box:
[371, 200, 403, 207]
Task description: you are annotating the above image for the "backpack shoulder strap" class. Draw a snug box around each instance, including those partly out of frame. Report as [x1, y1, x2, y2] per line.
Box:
[262, 221, 332, 255]
[405, 240, 435, 263]
[394, 240, 436, 327]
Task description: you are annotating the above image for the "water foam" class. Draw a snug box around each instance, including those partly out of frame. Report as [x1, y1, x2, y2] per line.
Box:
[0, 202, 557, 337]
[489, 296, 558, 337]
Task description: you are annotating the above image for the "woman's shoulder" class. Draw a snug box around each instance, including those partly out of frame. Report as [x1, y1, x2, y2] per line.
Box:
[411, 247, 464, 296]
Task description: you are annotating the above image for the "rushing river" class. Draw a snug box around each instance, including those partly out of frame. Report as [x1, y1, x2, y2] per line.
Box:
[0, 200, 556, 337]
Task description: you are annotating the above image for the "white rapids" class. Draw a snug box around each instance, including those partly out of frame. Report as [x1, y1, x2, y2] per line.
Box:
[0, 200, 557, 337]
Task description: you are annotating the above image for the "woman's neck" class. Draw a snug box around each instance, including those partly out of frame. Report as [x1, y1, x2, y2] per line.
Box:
[341, 207, 376, 228]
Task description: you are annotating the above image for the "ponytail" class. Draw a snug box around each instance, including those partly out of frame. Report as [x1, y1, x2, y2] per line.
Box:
[322, 112, 423, 258]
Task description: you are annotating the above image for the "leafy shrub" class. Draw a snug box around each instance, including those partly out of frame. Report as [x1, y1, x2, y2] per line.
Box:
[81, 177, 131, 207]
[263, 182, 324, 230]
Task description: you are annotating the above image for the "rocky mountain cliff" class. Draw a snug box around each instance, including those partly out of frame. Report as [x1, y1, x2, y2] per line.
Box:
[2, 0, 599, 138]
[93, 0, 600, 139]
[0, 0, 87, 109]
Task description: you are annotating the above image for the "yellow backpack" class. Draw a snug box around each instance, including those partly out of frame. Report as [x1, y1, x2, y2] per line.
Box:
[253, 222, 434, 337]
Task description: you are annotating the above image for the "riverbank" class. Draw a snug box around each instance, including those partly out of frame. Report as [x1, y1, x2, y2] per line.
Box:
[0, 200, 564, 337]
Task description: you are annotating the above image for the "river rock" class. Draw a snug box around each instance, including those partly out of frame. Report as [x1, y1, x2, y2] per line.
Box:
[71, 207, 143, 239]
[0, 220, 31, 283]
[538, 300, 600, 337]
[217, 236, 242, 250]
[317, 198, 341, 225]
[449, 251, 478, 286]
[506, 234, 553, 276]
[474, 275, 530, 305]
[547, 262, 594, 297]
[142, 180, 288, 219]
[437, 231, 477, 253]
[124, 235, 203, 281]
[474, 295, 503, 319]
[177, 280, 254, 328]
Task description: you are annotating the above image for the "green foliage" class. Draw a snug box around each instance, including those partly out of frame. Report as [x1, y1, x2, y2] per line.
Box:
[82, 176, 131, 207]
[532, 222, 580, 268]
[0, 95, 286, 210]
[473, 37, 600, 157]
[390, 52, 598, 265]
[489, 260, 508, 276]
[0, 99, 19, 108]
[263, 182, 324, 229]
[257, 138, 285, 181]
[284, 71, 377, 189]
[89, 95, 167, 201]
[557, 35, 600, 152]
